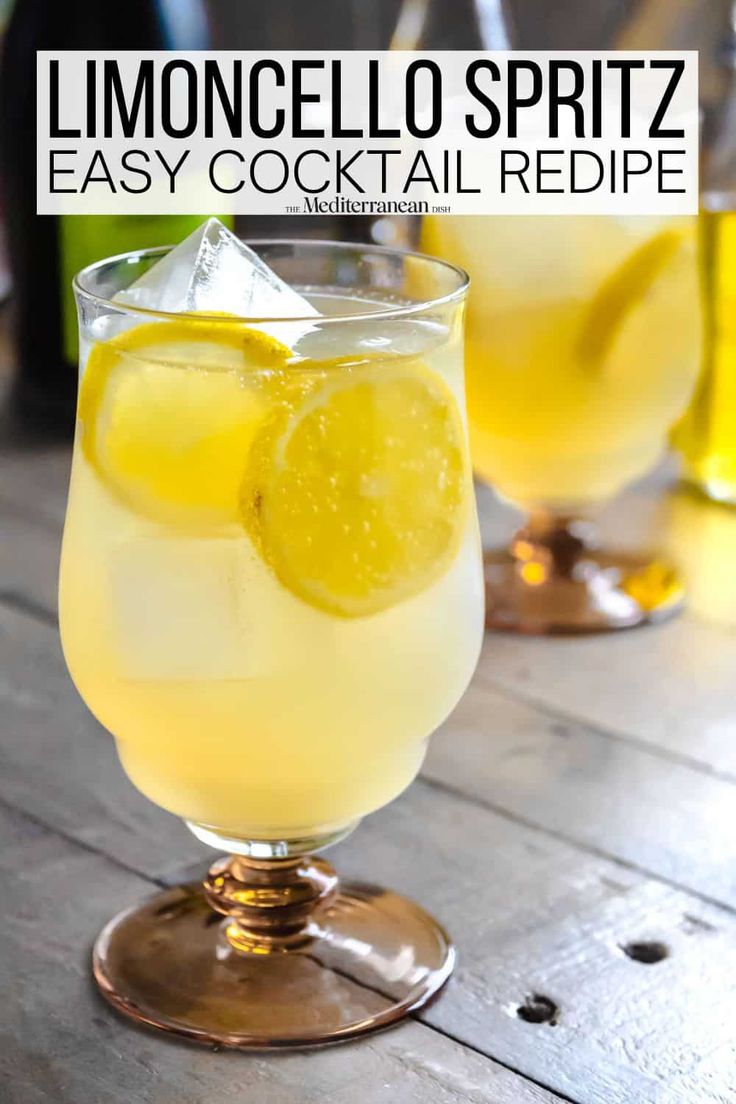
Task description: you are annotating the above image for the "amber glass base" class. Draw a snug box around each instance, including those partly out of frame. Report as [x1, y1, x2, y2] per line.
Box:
[93, 851, 454, 1048]
[484, 514, 684, 634]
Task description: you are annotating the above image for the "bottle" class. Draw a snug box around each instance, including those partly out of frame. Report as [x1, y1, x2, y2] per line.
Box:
[614, 0, 736, 502]
[380, 0, 513, 249]
[0, 0, 223, 435]
[390, 0, 513, 51]
[664, 2, 736, 502]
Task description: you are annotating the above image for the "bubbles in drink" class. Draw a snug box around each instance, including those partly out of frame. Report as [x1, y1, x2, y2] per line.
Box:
[60, 225, 482, 836]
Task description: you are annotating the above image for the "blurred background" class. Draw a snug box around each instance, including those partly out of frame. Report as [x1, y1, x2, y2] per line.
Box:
[1, 0, 736, 536]
[0, 0, 733, 439]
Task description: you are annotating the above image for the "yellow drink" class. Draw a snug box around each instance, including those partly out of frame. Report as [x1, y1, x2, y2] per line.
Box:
[60, 289, 483, 840]
[674, 203, 736, 502]
[422, 215, 701, 509]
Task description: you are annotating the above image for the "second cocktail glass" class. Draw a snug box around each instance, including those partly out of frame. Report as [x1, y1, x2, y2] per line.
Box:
[60, 233, 483, 1046]
[424, 214, 702, 633]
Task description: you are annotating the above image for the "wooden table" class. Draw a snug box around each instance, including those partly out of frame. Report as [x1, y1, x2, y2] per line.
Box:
[2, 346, 736, 1101]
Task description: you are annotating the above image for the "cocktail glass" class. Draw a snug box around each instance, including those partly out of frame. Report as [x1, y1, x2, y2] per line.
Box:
[423, 214, 702, 633]
[60, 239, 483, 1046]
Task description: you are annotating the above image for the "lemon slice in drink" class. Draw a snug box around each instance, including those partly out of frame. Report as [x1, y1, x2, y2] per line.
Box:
[576, 228, 684, 368]
[79, 317, 291, 530]
[240, 360, 470, 618]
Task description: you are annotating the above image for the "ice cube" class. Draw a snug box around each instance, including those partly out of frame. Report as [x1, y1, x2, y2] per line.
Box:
[108, 537, 253, 681]
[294, 317, 448, 362]
[115, 217, 318, 328]
[107, 536, 334, 682]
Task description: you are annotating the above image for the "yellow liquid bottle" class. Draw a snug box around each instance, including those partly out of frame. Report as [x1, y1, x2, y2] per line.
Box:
[673, 201, 736, 503]
[667, 1, 736, 503]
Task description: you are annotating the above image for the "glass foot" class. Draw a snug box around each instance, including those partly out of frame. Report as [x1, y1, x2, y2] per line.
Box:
[93, 853, 454, 1048]
[484, 515, 684, 634]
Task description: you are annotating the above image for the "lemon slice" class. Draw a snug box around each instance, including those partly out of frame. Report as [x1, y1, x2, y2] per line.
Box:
[240, 360, 470, 618]
[576, 228, 684, 368]
[80, 317, 291, 530]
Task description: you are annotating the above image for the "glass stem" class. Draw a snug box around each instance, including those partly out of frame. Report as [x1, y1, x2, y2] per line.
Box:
[511, 511, 597, 582]
[203, 854, 339, 953]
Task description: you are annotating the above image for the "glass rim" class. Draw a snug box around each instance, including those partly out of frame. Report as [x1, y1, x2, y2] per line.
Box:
[73, 237, 470, 326]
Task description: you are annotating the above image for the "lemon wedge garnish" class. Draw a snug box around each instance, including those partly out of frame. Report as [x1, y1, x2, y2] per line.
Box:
[79, 317, 291, 530]
[240, 360, 470, 618]
[576, 229, 684, 368]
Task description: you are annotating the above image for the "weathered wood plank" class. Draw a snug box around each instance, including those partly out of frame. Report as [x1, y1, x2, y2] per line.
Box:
[336, 786, 736, 1104]
[0, 602, 212, 878]
[0, 803, 555, 1104]
[481, 616, 736, 780]
[3, 440, 736, 1099]
[424, 675, 736, 910]
[475, 472, 736, 779]
[3, 602, 736, 1101]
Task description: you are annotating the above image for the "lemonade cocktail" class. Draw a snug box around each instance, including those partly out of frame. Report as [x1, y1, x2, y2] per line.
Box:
[423, 214, 700, 507]
[60, 238, 483, 843]
[422, 214, 701, 632]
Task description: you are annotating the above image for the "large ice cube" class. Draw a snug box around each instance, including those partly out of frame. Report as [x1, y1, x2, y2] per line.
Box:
[108, 538, 253, 680]
[115, 217, 318, 323]
[107, 536, 335, 682]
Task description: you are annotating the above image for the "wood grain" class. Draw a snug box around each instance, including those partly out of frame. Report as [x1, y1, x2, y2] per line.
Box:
[480, 620, 736, 779]
[340, 786, 736, 1104]
[0, 602, 212, 879]
[3, 593, 736, 1101]
[3, 438, 736, 1100]
[0, 802, 556, 1104]
[425, 673, 736, 910]
[476, 472, 736, 779]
